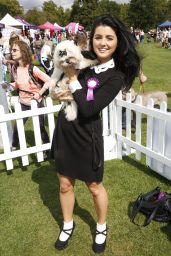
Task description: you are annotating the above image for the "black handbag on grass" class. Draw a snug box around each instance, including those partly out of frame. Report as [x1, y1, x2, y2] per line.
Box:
[130, 187, 171, 226]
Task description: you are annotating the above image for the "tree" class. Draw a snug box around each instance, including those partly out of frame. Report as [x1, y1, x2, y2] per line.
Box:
[42, 0, 70, 26]
[154, 0, 169, 25]
[128, 0, 168, 30]
[70, 0, 100, 30]
[165, 0, 171, 21]
[62, 8, 71, 26]
[24, 1, 70, 26]
[0, 0, 23, 19]
[24, 8, 46, 25]
[96, 0, 120, 18]
[70, 0, 121, 30]
[119, 4, 129, 26]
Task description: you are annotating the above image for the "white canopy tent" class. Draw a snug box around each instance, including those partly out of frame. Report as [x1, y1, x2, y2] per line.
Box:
[0, 13, 25, 29]
[2, 25, 21, 39]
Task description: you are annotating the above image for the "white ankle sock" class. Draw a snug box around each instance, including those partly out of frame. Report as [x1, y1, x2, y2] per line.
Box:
[95, 222, 107, 244]
[59, 220, 74, 242]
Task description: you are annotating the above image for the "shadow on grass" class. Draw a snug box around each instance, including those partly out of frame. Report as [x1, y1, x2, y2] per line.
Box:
[74, 200, 96, 238]
[123, 156, 171, 185]
[0, 153, 42, 175]
[160, 224, 171, 241]
[125, 157, 171, 240]
[32, 162, 62, 227]
[31, 161, 96, 237]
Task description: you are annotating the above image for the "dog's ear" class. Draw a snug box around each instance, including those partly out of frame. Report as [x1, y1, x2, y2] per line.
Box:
[81, 50, 97, 60]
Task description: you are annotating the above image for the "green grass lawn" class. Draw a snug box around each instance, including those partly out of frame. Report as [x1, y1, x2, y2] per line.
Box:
[0, 42, 171, 256]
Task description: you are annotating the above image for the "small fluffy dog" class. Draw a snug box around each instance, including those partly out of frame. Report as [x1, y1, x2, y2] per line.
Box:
[50, 40, 98, 121]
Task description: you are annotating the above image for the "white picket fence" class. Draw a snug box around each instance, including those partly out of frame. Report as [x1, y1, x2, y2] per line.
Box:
[0, 92, 171, 180]
[106, 91, 171, 180]
[0, 98, 61, 170]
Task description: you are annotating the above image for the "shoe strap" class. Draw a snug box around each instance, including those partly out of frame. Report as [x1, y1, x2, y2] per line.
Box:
[96, 227, 108, 236]
[62, 226, 74, 236]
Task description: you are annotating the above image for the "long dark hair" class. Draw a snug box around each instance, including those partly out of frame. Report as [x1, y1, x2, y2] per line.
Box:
[89, 15, 140, 91]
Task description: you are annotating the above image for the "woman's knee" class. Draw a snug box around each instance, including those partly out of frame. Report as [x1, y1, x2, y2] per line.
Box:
[87, 182, 103, 197]
[59, 176, 75, 194]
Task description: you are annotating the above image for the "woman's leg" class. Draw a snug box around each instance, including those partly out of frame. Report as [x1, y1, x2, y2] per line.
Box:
[12, 104, 29, 148]
[55, 175, 75, 249]
[58, 174, 75, 222]
[86, 182, 108, 252]
[38, 102, 49, 144]
[86, 182, 108, 224]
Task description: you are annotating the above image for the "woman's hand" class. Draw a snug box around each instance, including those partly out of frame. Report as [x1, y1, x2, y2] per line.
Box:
[33, 92, 41, 101]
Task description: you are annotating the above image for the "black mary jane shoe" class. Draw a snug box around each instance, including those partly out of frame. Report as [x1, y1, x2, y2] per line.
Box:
[55, 222, 75, 250]
[92, 227, 108, 253]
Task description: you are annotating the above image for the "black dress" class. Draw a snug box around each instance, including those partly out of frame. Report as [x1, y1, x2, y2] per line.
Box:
[51, 64, 124, 182]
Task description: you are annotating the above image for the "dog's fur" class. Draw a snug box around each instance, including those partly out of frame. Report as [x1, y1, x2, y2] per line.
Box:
[50, 40, 98, 121]
[123, 88, 167, 106]
[137, 91, 167, 105]
[122, 89, 168, 128]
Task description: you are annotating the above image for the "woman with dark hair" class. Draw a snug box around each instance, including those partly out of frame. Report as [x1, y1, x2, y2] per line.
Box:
[8, 40, 50, 150]
[51, 14, 140, 253]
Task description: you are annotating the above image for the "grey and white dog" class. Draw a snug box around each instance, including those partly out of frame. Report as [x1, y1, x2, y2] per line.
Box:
[50, 40, 98, 121]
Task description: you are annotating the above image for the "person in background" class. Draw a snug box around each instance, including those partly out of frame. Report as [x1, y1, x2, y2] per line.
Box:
[0, 31, 5, 50]
[27, 32, 34, 54]
[74, 31, 88, 50]
[40, 40, 54, 76]
[1, 32, 18, 82]
[33, 34, 44, 61]
[51, 15, 140, 253]
[60, 32, 66, 41]
[140, 29, 145, 43]
[9, 32, 20, 48]
[0, 32, 8, 80]
[8, 40, 50, 152]
[52, 32, 58, 52]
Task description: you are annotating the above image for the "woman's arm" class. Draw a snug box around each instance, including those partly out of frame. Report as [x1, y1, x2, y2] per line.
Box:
[33, 66, 50, 95]
[72, 75, 123, 118]
[64, 66, 123, 118]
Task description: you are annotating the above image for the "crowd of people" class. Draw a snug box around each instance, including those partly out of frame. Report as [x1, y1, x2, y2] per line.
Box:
[157, 27, 171, 48]
[130, 25, 171, 49]
[0, 27, 89, 155]
[0, 28, 89, 78]
[0, 15, 141, 254]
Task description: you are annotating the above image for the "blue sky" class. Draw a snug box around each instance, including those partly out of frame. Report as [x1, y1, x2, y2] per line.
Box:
[19, 0, 130, 10]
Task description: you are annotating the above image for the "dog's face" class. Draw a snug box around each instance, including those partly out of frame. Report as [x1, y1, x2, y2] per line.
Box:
[53, 40, 82, 68]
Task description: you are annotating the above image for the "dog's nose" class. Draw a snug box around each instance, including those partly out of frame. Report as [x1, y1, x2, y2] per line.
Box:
[59, 50, 67, 57]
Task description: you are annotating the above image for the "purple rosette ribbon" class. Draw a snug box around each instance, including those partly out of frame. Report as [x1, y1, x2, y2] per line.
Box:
[86, 77, 99, 101]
